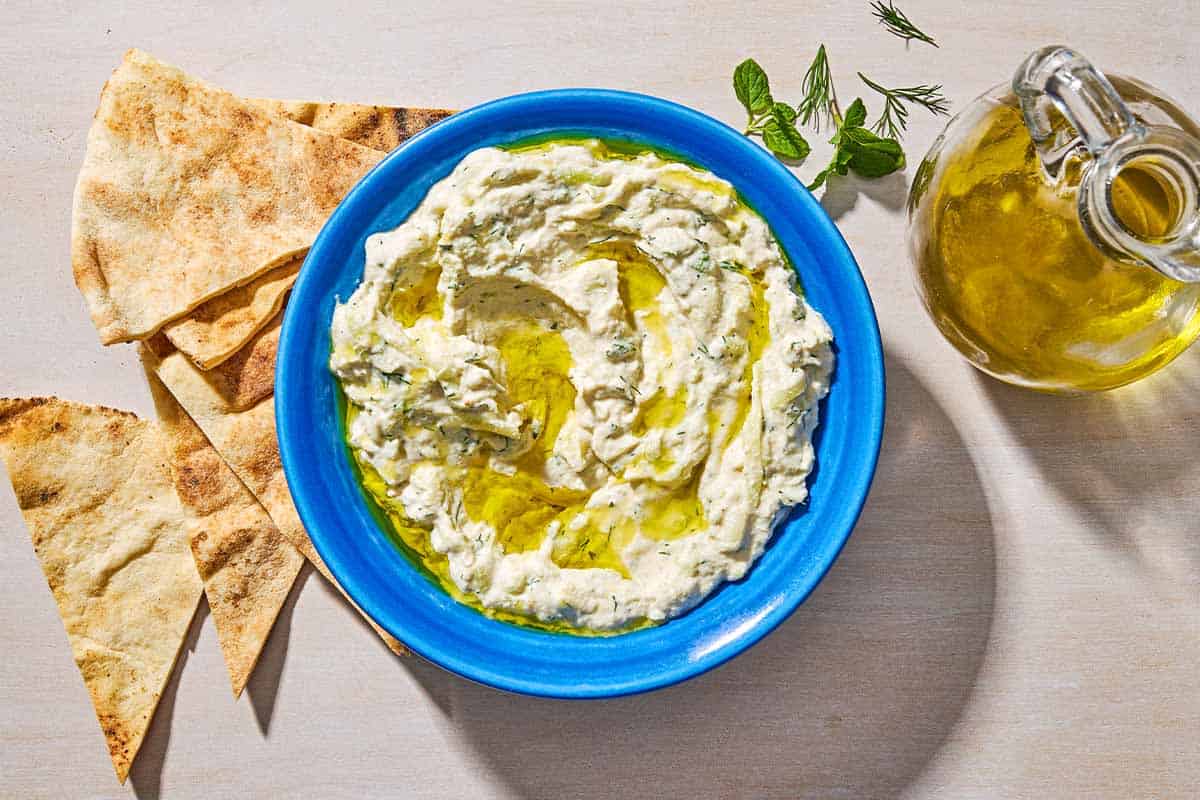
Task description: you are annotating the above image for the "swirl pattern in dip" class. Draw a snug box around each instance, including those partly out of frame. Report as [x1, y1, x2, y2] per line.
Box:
[331, 140, 833, 631]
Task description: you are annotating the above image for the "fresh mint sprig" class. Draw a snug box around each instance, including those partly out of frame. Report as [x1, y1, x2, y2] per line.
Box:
[733, 58, 773, 123]
[733, 59, 811, 161]
[807, 97, 906, 190]
[731, 3, 947, 192]
[731, 52, 907, 190]
[728, 4, 946, 188]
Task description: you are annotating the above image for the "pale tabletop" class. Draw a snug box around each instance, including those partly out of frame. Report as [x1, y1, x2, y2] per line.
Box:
[2, 2, 1197, 798]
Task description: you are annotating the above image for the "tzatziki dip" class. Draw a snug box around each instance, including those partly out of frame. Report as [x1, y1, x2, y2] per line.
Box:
[330, 139, 833, 632]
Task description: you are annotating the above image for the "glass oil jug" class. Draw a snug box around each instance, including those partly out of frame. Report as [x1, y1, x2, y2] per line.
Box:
[908, 46, 1200, 392]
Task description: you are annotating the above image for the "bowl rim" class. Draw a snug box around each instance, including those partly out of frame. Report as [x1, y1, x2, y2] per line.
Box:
[277, 87, 885, 699]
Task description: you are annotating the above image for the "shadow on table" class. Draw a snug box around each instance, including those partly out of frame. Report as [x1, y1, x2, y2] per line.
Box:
[402, 353, 997, 800]
[130, 599, 209, 800]
[978, 343, 1200, 575]
[127, 565, 320, 797]
[819, 169, 909, 223]
[246, 562, 313, 735]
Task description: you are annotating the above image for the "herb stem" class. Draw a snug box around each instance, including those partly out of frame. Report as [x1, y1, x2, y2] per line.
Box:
[797, 45, 841, 132]
[858, 72, 949, 137]
[744, 110, 771, 136]
[870, 1, 938, 48]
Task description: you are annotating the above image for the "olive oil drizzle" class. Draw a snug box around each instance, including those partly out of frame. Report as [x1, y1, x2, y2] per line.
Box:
[594, 239, 673, 364]
[389, 265, 444, 326]
[726, 273, 771, 445]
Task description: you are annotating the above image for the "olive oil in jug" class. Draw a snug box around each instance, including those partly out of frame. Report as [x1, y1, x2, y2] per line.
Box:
[908, 47, 1200, 392]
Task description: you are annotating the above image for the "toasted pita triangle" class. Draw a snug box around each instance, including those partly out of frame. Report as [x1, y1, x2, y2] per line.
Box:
[160, 256, 301, 371]
[71, 49, 384, 344]
[176, 311, 282, 413]
[0, 397, 202, 782]
[149, 375, 304, 696]
[158, 101, 452, 370]
[248, 99, 452, 153]
[140, 337, 406, 656]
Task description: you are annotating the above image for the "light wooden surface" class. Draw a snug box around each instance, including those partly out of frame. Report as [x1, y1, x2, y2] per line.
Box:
[2, 2, 1197, 798]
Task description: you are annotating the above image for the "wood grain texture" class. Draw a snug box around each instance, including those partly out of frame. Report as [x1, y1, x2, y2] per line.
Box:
[0, 2, 1197, 798]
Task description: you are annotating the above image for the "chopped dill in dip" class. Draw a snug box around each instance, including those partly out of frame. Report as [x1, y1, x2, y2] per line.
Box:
[330, 139, 833, 632]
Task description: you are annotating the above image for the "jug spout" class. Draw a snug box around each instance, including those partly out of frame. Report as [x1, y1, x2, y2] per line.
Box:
[1014, 45, 1200, 283]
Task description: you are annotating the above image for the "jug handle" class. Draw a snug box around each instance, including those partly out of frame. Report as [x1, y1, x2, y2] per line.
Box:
[1012, 45, 1135, 174]
[1014, 45, 1200, 283]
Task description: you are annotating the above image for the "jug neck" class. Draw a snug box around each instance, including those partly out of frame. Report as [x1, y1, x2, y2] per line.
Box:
[1013, 46, 1200, 283]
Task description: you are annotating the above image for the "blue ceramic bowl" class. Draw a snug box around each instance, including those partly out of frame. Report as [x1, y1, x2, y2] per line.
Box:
[277, 89, 884, 698]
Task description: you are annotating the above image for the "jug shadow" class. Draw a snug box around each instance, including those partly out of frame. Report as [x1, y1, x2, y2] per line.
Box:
[400, 353, 997, 800]
[130, 599, 209, 800]
[819, 169, 909, 222]
[978, 344, 1200, 572]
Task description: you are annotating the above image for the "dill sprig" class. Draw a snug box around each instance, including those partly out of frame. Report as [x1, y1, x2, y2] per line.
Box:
[870, 1, 938, 47]
[796, 45, 840, 132]
[858, 73, 949, 138]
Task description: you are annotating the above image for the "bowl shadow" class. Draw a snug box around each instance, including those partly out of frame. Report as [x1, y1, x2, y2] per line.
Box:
[399, 353, 997, 799]
[977, 344, 1200, 577]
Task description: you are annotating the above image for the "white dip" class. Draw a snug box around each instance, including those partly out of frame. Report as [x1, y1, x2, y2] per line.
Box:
[331, 140, 833, 631]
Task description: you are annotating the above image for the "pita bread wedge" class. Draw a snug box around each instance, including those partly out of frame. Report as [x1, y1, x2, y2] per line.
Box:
[71, 49, 384, 344]
[149, 375, 304, 696]
[0, 397, 202, 783]
[160, 103, 453, 370]
[168, 312, 282, 413]
[250, 99, 453, 152]
[140, 340, 406, 656]
[161, 256, 301, 371]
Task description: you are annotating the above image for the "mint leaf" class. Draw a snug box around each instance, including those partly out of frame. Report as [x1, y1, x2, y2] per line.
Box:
[843, 97, 868, 129]
[762, 104, 810, 161]
[763, 126, 806, 160]
[841, 127, 905, 177]
[807, 168, 833, 191]
[734, 59, 773, 116]
[806, 99, 902, 190]
[770, 101, 797, 125]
